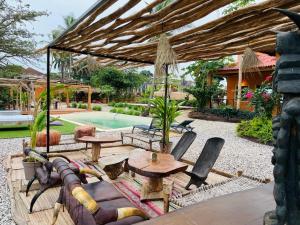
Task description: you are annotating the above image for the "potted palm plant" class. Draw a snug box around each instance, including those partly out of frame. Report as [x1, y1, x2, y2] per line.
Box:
[22, 85, 62, 179]
[150, 97, 180, 153]
[22, 110, 46, 179]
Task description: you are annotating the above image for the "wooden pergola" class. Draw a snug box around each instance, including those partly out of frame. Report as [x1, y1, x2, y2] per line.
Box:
[44, 0, 300, 152]
[0, 78, 93, 112]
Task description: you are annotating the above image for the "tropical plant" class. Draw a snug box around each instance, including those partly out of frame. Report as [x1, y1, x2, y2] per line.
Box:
[30, 110, 47, 149]
[30, 84, 65, 149]
[184, 58, 232, 111]
[90, 67, 147, 98]
[0, 65, 24, 78]
[51, 14, 76, 81]
[0, 1, 47, 67]
[150, 98, 180, 144]
[223, 0, 256, 15]
[92, 105, 102, 111]
[99, 85, 116, 103]
[0, 88, 13, 109]
[243, 76, 278, 118]
[71, 102, 77, 108]
[237, 117, 272, 144]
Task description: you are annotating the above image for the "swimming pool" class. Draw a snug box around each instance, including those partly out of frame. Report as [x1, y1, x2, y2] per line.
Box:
[58, 112, 151, 130]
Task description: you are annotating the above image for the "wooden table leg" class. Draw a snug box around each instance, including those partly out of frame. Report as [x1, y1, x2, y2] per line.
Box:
[91, 143, 101, 163]
[140, 177, 164, 201]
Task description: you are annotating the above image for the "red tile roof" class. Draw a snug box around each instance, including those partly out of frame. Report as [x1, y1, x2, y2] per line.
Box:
[220, 52, 276, 71]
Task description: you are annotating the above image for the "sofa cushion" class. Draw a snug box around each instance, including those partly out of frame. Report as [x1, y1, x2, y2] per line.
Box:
[63, 183, 145, 225]
[83, 181, 124, 202]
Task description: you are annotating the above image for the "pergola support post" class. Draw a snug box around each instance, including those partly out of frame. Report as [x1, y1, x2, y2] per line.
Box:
[46, 47, 51, 153]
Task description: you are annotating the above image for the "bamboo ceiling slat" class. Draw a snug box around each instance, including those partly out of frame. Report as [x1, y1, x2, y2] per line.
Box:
[48, 0, 300, 67]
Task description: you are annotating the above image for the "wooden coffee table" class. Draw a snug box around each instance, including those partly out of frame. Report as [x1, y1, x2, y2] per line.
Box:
[77, 136, 122, 163]
[127, 150, 188, 202]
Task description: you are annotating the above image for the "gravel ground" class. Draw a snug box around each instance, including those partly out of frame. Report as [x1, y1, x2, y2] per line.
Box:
[0, 138, 26, 225]
[0, 118, 273, 224]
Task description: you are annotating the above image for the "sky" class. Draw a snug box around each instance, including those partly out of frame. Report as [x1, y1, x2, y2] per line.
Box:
[19, 0, 262, 76]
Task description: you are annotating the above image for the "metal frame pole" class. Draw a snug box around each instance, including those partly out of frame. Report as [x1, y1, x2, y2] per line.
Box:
[46, 48, 50, 153]
[162, 65, 169, 150]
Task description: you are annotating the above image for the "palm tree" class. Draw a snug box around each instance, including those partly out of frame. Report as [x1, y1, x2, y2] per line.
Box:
[51, 14, 76, 81]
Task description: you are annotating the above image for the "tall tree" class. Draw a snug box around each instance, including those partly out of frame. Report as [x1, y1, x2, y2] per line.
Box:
[0, 0, 47, 67]
[223, 0, 256, 15]
[51, 14, 76, 81]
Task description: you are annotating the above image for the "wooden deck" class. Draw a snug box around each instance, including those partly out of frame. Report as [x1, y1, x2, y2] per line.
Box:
[6, 144, 270, 225]
[138, 183, 275, 225]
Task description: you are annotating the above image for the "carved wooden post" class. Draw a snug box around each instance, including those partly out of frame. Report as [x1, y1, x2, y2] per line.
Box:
[264, 9, 300, 225]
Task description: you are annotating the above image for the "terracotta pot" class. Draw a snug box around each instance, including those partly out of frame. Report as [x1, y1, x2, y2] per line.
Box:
[22, 159, 42, 180]
[159, 142, 173, 154]
[36, 130, 61, 147]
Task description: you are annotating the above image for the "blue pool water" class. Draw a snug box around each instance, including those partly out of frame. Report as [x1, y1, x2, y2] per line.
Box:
[59, 112, 150, 130]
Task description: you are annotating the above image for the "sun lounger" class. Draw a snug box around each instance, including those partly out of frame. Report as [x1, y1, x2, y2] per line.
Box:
[185, 137, 225, 189]
[171, 120, 194, 133]
[132, 117, 161, 136]
[171, 131, 197, 161]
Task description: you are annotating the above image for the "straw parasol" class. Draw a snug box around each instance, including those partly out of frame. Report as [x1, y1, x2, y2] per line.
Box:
[154, 33, 178, 149]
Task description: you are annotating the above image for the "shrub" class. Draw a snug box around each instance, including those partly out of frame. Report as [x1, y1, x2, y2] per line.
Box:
[110, 108, 117, 113]
[71, 102, 77, 108]
[114, 102, 128, 108]
[108, 101, 116, 107]
[133, 111, 140, 116]
[92, 105, 102, 111]
[77, 103, 87, 109]
[236, 117, 272, 144]
[128, 105, 134, 110]
[116, 108, 125, 114]
[203, 107, 256, 120]
[242, 76, 279, 118]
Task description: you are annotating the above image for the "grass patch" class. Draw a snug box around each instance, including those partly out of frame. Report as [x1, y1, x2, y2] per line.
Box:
[0, 120, 78, 139]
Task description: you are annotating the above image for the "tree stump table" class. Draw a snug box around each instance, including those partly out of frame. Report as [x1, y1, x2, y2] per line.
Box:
[127, 150, 188, 211]
[98, 154, 128, 180]
[77, 136, 122, 163]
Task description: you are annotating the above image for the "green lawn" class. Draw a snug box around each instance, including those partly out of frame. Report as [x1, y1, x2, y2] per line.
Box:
[0, 120, 78, 139]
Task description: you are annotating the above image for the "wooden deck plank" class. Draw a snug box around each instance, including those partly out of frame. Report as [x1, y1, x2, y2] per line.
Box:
[20, 188, 60, 212]
[138, 184, 275, 225]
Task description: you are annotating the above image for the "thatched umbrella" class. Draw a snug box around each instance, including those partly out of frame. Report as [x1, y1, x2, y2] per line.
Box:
[237, 48, 261, 109]
[155, 33, 178, 149]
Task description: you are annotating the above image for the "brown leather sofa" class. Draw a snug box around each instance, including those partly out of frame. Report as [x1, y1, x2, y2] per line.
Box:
[53, 158, 147, 225]
[63, 181, 146, 225]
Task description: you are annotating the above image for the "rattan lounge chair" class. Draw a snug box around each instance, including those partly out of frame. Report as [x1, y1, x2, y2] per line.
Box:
[185, 137, 225, 190]
[171, 120, 194, 133]
[171, 131, 197, 161]
[132, 117, 161, 135]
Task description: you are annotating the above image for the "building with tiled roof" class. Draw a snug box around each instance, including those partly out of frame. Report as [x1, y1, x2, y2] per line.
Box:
[216, 52, 276, 111]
